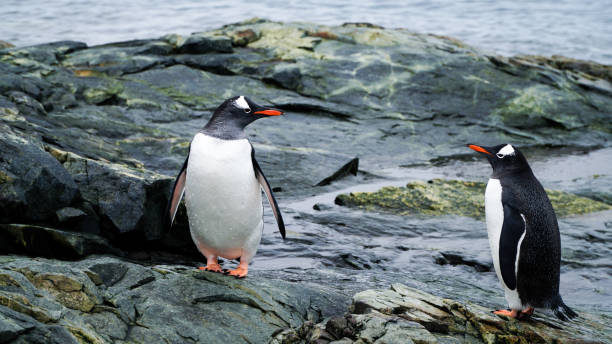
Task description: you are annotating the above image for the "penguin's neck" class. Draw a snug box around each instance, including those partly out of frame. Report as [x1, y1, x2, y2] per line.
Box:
[201, 116, 248, 140]
[492, 165, 533, 179]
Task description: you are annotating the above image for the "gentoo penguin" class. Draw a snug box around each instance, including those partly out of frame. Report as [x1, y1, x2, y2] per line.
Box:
[468, 143, 577, 320]
[165, 96, 285, 278]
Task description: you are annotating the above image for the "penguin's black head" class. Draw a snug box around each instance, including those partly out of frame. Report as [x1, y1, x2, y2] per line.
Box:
[214, 95, 283, 123]
[468, 143, 531, 176]
[203, 96, 283, 138]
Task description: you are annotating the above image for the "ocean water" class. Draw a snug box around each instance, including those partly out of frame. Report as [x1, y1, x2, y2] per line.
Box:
[1, 0, 611, 64]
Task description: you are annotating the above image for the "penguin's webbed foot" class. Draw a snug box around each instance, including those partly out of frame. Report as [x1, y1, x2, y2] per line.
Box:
[224, 266, 248, 278]
[493, 309, 519, 318]
[518, 307, 534, 319]
[198, 263, 223, 273]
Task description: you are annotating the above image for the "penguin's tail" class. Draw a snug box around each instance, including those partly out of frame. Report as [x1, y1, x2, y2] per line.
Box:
[552, 296, 578, 321]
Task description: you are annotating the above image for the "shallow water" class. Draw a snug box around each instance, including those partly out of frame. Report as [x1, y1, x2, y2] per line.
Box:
[1, 0, 611, 63]
[251, 147, 612, 318]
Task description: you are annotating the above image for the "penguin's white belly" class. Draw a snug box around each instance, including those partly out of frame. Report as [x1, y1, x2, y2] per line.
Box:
[184, 133, 263, 260]
[485, 178, 524, 310]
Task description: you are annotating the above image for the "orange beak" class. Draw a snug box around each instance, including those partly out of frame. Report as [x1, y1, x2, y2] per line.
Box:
[468, 144, 492, 155]
[254, 109, 283, 116]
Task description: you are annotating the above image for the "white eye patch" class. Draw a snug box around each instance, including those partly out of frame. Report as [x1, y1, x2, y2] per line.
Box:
[496, 144, 515, 158]
[234, 96, 250, 111]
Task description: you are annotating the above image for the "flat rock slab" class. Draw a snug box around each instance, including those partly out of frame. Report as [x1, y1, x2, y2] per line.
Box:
[0, 255, 346, 344]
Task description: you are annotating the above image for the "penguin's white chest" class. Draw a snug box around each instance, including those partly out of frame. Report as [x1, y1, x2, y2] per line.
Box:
[184, 133, 263, 260]
[485, 179, 504, 283]
[485, 178, 524, 309]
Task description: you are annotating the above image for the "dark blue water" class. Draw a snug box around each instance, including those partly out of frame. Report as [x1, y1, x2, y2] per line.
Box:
[1, 0, 611, 64]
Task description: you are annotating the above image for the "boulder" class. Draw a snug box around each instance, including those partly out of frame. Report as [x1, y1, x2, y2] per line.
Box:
[0, 125, 79, 223]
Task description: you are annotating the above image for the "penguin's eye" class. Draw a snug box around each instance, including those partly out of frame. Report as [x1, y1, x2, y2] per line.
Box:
[243, 107, 251, 113]
[496, 153, 504, 159]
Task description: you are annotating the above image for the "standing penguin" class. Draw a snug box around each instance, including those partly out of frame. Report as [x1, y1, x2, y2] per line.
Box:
[468, 143, 577, 320]
[165, 96, 285, 278]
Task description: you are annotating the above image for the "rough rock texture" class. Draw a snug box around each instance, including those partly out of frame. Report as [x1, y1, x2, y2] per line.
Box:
[272, 284, 611, 344]
[0, 255, 345, 344]
[1, 19, 611, 252]
[335, 179, 611, 218]
[1, 19, 612, 343]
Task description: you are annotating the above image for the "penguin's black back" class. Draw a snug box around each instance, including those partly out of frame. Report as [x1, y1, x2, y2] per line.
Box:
[500, 170, 561, 308]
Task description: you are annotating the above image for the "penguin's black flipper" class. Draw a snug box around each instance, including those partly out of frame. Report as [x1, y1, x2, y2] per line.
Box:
[251, 147, 285, 239]
[164, 154, 189, 231]
[499, 203, 526, 290]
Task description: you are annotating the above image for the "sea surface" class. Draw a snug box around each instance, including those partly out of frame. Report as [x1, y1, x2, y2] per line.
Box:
[1, 0, 611, 64]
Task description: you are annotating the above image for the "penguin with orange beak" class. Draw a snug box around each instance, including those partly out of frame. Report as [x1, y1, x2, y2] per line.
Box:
[166, 96, 285, 278]
[468, 143, 577, 320]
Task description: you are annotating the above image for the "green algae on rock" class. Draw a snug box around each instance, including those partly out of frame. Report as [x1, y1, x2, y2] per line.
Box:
[335, 179, 611, 218]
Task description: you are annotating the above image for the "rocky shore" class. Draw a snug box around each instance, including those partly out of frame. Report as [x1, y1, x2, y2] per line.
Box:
[1, 19, 611, 343]
[272, 283, 610, 344]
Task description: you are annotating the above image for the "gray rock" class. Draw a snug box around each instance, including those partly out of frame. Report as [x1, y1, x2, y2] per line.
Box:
[316, 157, 359, 186]
[0, 40, 14, 49]
[272, 283, 611, 344]
[0, 125, 79, 223]
[0, 224, 119, 259]
[0, 306, 37, 343]
[48, 146, 171, 240]
[0, 23, 611, 344]
[56, 207, 87, 223]
[178, 33, 233, 54]
[88, 262, 128, 287]
[0, 255, 345, 344]
[7, 91, 47, 116]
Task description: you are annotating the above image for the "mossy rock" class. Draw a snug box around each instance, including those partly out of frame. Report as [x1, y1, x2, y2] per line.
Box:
[335, 179, 611, 218]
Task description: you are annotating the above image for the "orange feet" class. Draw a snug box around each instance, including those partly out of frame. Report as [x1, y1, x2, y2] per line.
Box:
[224, 265, 248, 278]
[494, 307, 534, 320]
[520, 307, 534, 318]
[198, 259, 223, 273]
[494, 309, 519, 318]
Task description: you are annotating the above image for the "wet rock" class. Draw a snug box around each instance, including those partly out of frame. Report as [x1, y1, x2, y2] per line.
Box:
[9, 325, 82, 344]
[88, 262, 128, 287]
[1, 20, 610, 244]
[7, 91, 46, 116]
[0, 40, 15, 49]
[0, 306, 37, 343]
[313, 203, 333, 211]
[227, 29, 261, 46]
[0, 126, 79, 223]
[273, 283, 610, 343]
[62, 44, 170, 76]
[435, 251, 491, 272]
[178, 33, 233, 54]
[0, 255, 345, 344]
[55, 207, 87, 224]
[0, 96, 19, 117]
[0, 224, 120, 259]
[0, 71, 44, 99]
[0, 23, 611, 337]
[45, 146, 172, 241]
[335, 179, 611, 218]
[515, 55, 612, 83]
[316, 157, 359, 186]
[0, 290, 57, 324]
[353, 284, 609, 343]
